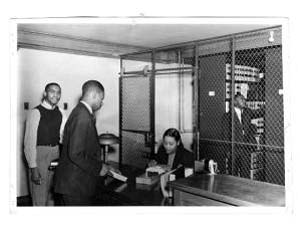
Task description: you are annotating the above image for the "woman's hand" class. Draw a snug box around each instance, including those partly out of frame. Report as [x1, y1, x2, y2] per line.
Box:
[148, 160, 157, 167]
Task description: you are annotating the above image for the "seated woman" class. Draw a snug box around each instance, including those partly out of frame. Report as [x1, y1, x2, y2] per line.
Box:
[148, 128, 194, 198]
[148, 128, 194, 175]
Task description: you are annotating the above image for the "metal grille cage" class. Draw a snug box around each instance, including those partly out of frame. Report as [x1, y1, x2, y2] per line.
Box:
[198, 28, 284, 185]
[120, 26, 284, 185]
[120, 74, 152, 168]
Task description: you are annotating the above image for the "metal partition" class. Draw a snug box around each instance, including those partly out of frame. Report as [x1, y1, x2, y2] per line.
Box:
[120, 26, 284, 185]
[197, 27, 284, 185]
[120, 51, 154, 168]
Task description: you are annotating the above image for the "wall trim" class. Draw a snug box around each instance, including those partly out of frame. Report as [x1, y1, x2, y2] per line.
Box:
[18, 29, 146, 58]
[18, 42, 120, 59]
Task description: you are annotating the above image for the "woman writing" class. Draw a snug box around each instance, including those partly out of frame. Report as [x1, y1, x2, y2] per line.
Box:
[148, 128, 194, 198]
[148, 128, 194, 173]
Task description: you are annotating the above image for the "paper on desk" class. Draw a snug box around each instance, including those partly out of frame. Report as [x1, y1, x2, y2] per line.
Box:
[109, 170, 128, 182]
[146, 165, 167, 175]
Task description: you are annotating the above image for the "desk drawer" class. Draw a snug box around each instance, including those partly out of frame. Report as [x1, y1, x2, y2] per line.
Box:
[173, 190, 231, 206]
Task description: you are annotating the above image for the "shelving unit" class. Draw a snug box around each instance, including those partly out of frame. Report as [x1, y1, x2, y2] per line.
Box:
[225, 63, 265, 137]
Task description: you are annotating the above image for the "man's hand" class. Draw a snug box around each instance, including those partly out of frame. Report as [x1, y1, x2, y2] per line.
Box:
[99, 164, 121, 176]
[30, 167, 42, 185]
[107, 165, 121, 175]
[99, 163, 109, 176]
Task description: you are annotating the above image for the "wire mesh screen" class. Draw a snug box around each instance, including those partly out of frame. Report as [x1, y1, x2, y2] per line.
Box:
[198, 51, 230, 175]
[120, 27, 284, 185]
[198, 29, 284, 185]
[121, 76, 150, 131]
[120, 75, 152, 168]
[121, 131, 150, 168]
[264, 46, 284, 185]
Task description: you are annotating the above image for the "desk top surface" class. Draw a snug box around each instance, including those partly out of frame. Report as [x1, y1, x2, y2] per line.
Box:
[169, 174, 285, 206]
[100, 163, 167, 206]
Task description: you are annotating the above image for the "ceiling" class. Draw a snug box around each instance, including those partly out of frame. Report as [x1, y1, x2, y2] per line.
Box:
[18, 23, 277, 50]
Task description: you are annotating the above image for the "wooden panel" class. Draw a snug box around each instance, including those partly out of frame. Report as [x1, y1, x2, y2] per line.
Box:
[197, 40, 231, 57]
[174, 190, 230, 206]
[169, 174, 285, 206]
[235, 28, 282, 51]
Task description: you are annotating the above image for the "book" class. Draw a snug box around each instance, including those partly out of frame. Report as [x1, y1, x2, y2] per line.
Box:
[136, 173, 160, 185]
[109, 170, 127, 182]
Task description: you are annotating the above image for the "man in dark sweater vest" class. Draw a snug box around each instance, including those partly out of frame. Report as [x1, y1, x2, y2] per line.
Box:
[24, 82, 66, 206]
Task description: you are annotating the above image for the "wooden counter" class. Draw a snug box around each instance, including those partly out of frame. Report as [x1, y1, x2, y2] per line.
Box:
[168, 174, 285, 206]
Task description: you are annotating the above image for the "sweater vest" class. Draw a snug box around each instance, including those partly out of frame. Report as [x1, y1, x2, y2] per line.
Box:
[35, 104, 62, 146]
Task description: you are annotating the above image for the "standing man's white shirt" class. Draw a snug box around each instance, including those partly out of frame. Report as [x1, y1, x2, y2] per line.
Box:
[234, 107, 242, 123]
[80, 100, 93, 114]
[234, 107, 244, 135]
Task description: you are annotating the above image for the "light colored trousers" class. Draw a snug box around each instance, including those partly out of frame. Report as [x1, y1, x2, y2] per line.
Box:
[29, 145, 59, 206]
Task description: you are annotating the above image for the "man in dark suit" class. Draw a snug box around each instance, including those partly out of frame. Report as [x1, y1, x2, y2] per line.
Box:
[54, 80, 115, 206]
[222, 93, 261, 178]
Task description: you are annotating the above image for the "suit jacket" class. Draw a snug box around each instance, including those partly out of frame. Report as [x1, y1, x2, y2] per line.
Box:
[221, 107, 257, 144]
[54, 103, 102, 197]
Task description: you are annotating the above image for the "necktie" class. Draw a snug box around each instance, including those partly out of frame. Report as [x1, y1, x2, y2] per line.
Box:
[241, 109, 245, 135]
[241, 109, 244, 125]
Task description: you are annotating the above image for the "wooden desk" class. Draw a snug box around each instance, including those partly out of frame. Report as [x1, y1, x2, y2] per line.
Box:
[169, 174, 285, 206]
[96, 163, 168, 206]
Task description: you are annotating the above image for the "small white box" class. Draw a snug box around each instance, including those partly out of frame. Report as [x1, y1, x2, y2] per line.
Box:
[208, 91, 215, 96]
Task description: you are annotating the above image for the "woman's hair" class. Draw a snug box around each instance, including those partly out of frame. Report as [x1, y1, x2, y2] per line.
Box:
[162, 128, 184, 149]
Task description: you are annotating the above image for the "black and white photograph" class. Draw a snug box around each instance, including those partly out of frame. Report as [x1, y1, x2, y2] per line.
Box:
[11, 17, 288, 208]
[2, 0, 300, 224]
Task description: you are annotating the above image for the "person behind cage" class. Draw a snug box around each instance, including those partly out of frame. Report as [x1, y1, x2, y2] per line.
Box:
[24, 82, 66, 206]
[221, 93, 263, 178]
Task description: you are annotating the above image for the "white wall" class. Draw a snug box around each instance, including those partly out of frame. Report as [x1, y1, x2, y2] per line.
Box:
[17, 48, 120, 196]
[155, 73, 193, 150]
[17, 49, 194, 197]
[121, 60, 194, 151]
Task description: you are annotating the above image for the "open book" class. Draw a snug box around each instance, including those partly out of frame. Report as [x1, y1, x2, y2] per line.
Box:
[136, 165, 170, 185]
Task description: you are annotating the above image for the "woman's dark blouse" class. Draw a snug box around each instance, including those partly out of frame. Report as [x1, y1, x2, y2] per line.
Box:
[154, 145, 194, 170]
